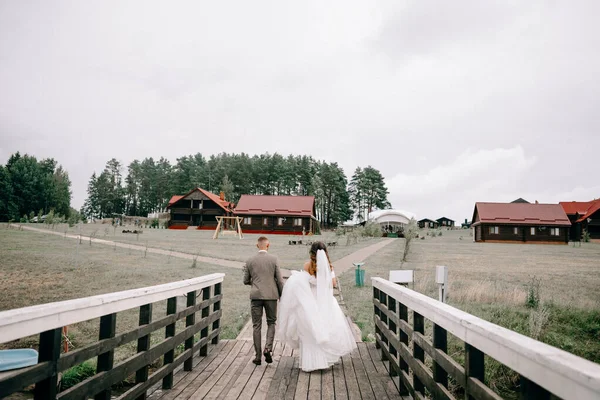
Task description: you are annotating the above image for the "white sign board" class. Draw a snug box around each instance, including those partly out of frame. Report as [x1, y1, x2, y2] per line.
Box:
[436, 266, 448, 284]
[389, 270, 414, 284]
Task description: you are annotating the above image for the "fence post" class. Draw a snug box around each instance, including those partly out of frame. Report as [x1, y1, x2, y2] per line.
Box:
[433, 324, 449, 389]
[33, 328, 62, 400]
[162, 297, 177, 390]
[465, 344, 485, 400]
[212, 283, 222, 344]
[387, 296, 398, 377]
[200, 287, 212, 356]
[398, 302, 409, 396]
[184, 291, 197, 371]
[95, 313, 117, 400]
[413, 312, 425, 396]
[373, 287, 381, 349]
[379, 290, 389, 356]
[520, 375, 551, 400]
[135, 304, 153, 400]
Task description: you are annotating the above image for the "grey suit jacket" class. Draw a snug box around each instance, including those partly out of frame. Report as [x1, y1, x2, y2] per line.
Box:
[243, 251, 284, 300]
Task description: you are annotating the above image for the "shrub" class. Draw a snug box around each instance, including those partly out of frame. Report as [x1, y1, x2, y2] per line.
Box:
[60, 362, 96, 390]
[525, 276, 541, 309]
[334, 227, 346, 238]
[402, 218, 419, 262]
[363, 221, 382, 237]
[529, 305, 550, 340]
[20, 215, 28, 223]
[582, 229, 591, 243]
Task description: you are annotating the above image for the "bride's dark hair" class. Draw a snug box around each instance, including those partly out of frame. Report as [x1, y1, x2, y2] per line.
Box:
[308, 241, 333, 277]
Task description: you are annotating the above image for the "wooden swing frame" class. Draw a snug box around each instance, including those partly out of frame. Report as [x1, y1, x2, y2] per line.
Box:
[213, 216, 244, 239]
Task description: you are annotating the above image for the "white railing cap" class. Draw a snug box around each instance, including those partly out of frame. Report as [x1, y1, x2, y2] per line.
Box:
[0, 273, 225, 345]
[372, 277, 600, 400]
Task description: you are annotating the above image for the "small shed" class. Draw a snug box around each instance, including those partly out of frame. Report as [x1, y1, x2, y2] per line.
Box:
[436, 217, 455, 228]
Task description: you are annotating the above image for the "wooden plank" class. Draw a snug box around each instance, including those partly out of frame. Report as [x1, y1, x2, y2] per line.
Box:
[0, 362, 52, 397]
[307, 370, 321, 400]
[184, 292, 196, 372]
[96, 313, 117, 400]
[206, 341, 253, 399]
[341, 353, 361, 400]
[332, 359, 348, 400]
[147, 340, 227, 400]
[34, 328, 62, 400]
[0, 274, 225, 344]
[162, 297, 177, 390]
[179, 340, 245, 399]
[412, 331, 466, 388]
[267, 355, 295, 400]
[465, 344, 485, 400]
[321, 367, 334, 400]
[252, 341, 284, 400]
[350, 347, 376, 400]
[284, 355, 301, 400]
[136, 303, 153, 400]
[237, 341, 278, 400]
[358, 342, 394, 400]
[219, 346, 261, 400]
[293, 369, 310, 400]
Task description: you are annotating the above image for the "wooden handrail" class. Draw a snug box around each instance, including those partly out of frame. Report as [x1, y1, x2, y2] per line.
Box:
[0, 273, 224, 344]
[372, 277, 600, 400]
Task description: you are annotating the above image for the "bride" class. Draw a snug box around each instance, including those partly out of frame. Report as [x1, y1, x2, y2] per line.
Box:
[277, 241, 357, 372]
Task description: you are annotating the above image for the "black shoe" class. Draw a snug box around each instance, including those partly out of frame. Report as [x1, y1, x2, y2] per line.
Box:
[263, 349, 273, 364]
[252, 358, 262, 366]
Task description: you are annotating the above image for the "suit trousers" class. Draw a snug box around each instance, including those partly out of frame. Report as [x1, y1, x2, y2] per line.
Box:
[250, 299, 278, 359]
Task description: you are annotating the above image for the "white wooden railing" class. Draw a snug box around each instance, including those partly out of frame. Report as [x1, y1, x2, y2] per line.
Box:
[0, 273, 225, 400]
[372, 277, 600, 400]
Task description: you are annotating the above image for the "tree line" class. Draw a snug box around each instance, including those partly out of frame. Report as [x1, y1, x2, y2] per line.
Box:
[0, 152, 72, 222]
[82, 153, 390, 228]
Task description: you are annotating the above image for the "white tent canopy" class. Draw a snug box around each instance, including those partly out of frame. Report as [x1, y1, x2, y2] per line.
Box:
[368, 209, 416, 225]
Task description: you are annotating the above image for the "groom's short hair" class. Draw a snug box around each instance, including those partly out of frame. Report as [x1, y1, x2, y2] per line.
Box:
[257, 236, 269, 245]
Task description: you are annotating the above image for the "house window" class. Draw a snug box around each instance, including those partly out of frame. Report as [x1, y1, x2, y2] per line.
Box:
[429, 222, 433, 228]
[513, 227, 518, 235]
[551, 227, 560, 236]
[263, 217, 269, 226]
[530, 227, 536, 235]
[243, 217, 252, 225]
[489, 226, 499, 234]
[277, 217, 284, 226]
[294, 218, 302, 226]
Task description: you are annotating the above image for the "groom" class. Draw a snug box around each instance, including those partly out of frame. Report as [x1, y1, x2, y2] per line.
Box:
[243, 236, 285, 365]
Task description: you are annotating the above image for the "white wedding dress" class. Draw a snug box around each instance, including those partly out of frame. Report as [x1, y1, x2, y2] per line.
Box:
[277, 250, 357, 372]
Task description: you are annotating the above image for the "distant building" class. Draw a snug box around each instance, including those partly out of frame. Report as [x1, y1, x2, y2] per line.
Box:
[367, 209, 416, 234]
[471, 202, 570, 244]
[233, 195, 318, 235]
[436, 217, 455, 228]
[166, 188, 233, 229]
[559, 199, 600, 240]
[511, 198, 530, 204]
[418, 218, 438, 229]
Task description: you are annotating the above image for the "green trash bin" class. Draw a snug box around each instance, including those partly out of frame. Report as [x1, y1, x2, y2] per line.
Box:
[353, 262, 365, 287]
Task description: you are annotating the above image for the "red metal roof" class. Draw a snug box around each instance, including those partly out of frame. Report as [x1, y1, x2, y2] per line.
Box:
[559, 201, 596, 215]
[234, 195, 315, 217]
[472, 202, 571, 227]
[167, 188, 231, 212]
[576, 200, 600, 222]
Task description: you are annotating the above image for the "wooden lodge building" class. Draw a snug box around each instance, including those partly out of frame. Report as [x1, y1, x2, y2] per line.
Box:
[471, 202, 571, 244]
[418, 218, 438, 229]
[560, 199, 600, 240]
[233, 195, 318, 235]
[167, 188, 233, 230]
[436, 217, 455, 228]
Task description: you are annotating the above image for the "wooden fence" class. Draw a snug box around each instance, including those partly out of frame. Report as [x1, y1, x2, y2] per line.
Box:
[372, 277, 600, 400]
[0, 273, 224, 400]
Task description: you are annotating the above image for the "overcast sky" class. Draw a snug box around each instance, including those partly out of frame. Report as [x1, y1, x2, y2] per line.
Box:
[1, 1, 599, 223]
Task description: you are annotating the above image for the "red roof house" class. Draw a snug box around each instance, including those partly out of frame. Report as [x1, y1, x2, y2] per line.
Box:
[167, 188, 233, 229]
[559, 199, 600, 240]
[471, 202, 570, 244]
[233, 195, 317, 235]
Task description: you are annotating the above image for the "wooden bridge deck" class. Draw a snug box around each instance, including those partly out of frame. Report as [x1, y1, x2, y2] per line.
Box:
[146, 339, 405, 400]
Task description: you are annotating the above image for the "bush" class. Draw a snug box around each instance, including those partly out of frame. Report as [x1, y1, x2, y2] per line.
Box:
[363, 221, 382, 237]
[150, 219, 159, 229]
[335, 227, 346, 238]
[60, 362, 96, 390]
[525, 276, 541, 309]
[582, 229, 591, 243]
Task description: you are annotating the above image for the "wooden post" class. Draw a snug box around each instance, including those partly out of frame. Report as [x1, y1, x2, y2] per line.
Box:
[95, 313, 117, 400]
[433, 324, 449, 388]
[387, 296, 398, 377]
[465, 344, 485, 400]
[33, 328, 62, 400]
[162, 297, 177, 390]
[184, 291, 197, 371]
[200, 287, 211, 356]
[413, 311, 425, 396]
[212, 283, 221, 344]
[398, 302, 409, 396]
[520, 376, 551, 400]
[135, 304, 152, 400]
[379, 290, 389, 351]
[373, 287, 381, 349]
